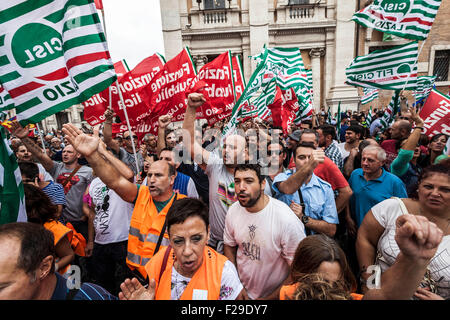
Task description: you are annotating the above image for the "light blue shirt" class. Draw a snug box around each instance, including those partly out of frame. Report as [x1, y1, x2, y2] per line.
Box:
[348, 168, 407, 228]
[272, 171, 339, 234]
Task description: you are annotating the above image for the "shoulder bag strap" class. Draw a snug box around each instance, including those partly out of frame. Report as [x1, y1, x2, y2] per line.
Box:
[154, 193, 178, 255]
[297, 188, 311, 236]
[159, 245, 172, 282]
[61, 164, 82, 187]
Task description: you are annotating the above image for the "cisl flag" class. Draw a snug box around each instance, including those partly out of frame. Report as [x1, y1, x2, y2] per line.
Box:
[352, 0, 442, 41]
[0, 0, 117, 126]
[0, 85, 14, 114]
[419, 89, 450, 137]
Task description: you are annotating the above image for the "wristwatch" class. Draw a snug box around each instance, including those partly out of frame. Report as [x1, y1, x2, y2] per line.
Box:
[301, 215, 309, 225]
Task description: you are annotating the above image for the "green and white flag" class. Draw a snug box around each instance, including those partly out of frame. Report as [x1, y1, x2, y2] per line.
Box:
[361, 87, 379, 105]
[0, 125, 27, 225]
[223, 47, 311, 137]
[414, 75, 436, 101]
[352, 0, 442, 41]
[0, 85, 14, 114]
[367, 106, 373, 126]
[380, 91, 401, 129]
[346, 41, 418, 91]
[0, 0, 117, 126]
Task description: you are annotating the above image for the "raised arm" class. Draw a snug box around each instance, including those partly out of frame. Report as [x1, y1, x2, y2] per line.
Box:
[363, 214, 443, 300]
[98, 138, 134, 182]
[182, 93, 209, 171]
[102, 108, 120, 155]
[277, 149, 325, 194]
[10, 121, 54, 172]
[62, 123, 138, 203]
[156, 114, 171, 156]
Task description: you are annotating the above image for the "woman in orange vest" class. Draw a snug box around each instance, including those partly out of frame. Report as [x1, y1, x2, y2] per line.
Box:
[279, 234, 363, 301]
[118, 198, 246, 300]
[23, 184, 75, 274]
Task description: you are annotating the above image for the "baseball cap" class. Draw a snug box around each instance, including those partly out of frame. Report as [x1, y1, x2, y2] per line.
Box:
[288, 130, 302, 142]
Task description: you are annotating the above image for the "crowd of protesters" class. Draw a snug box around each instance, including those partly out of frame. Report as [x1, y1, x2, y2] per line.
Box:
[1, 91, 449, 301]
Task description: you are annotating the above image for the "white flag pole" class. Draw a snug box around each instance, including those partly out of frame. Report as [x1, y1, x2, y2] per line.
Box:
[35, 122, 47, 152]
[115, 80, 140, 174]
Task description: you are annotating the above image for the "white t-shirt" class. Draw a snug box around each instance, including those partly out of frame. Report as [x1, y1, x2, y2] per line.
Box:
[223, 196, 306, 299]
[337, 142, 350, 160]
[170, 260, 243, 300]
[372, 198, 450, 299]
[37, 163, 53, 182]
[89, 177, 134, 244]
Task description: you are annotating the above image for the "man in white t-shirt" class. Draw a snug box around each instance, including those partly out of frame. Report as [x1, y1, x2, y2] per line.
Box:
[223, 163, 306, 300]
[337, 125, 363, 161]
[182, 93, 248, 253]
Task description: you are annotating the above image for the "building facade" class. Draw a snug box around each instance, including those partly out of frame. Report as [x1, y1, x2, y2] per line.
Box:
[160, 0, 360, 114]
[160, 0, 450, 115]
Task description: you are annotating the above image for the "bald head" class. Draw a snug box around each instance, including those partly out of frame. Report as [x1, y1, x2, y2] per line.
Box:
[391, 120, 411, 140]
[223, 134, 247, 166]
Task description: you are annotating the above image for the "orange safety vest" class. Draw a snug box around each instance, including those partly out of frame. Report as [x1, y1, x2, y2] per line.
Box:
[145, 246, 228, 300]
[126, 188, 186, 278]
[43, 220, 73, 275]
[279, 283, 364, 300]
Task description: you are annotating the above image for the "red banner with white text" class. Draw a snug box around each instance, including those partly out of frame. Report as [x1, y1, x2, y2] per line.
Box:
[419, 89, 450, 137]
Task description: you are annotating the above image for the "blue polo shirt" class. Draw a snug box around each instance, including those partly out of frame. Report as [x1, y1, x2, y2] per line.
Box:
[51, 273, 117, 300]
[348, 168, 407, 228]
[272, 171, 339, 234]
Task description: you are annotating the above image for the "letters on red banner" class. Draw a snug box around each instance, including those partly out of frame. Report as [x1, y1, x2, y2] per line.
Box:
[419, 89, 450, 137]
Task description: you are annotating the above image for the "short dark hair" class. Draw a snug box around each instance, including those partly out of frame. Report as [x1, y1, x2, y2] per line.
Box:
[318, 125, 337, 140]
[18, 161, 40, 181]
[346, 125, 364, 138]
[234, 163, 264, 184]
[0, 222, 55, 275]
[166, 198, 209, 234]
[267, 140, 286, 155]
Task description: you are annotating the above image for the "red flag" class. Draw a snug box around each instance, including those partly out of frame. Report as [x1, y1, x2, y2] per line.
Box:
[419, 89, 450, 137]
[267, 87, 299, 135]
[82, 54, 164, 126]
[94, 0, 103, 10]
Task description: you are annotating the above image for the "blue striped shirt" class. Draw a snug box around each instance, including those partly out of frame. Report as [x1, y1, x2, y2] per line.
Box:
[42, 181, 66, 206]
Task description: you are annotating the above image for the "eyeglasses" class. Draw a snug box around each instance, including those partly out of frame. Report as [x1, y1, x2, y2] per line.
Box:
[124, 135, 138, 140]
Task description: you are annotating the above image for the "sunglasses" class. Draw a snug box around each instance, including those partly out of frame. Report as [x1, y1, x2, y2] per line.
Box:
[124, 135, 138, 140]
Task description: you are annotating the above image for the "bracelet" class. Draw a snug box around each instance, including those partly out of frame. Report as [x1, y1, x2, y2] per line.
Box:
[414, 126, 424, 130]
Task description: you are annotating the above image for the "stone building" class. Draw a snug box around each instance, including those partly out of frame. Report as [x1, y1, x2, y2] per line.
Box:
[160, 0, 361, 114]
[160, 0, 450, 115]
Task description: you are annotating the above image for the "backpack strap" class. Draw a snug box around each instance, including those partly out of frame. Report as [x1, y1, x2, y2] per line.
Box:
[61, 164, 82, 188]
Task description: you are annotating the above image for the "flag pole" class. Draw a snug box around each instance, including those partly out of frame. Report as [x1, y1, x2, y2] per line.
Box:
[115, 80, 140, 175]
[35, 122, 46, 151]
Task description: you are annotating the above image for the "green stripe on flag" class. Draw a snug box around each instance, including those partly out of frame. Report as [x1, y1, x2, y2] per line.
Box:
[0, 55, 9, 67]
[62, 13, 100, 33]
[0, 71, 21, 84]
[0, 0, 54, 24]
[0, 35, 5, 47]
[73, 64, 114, 84]
[14, 97, 42, 114]
[63, 33, 106, 51]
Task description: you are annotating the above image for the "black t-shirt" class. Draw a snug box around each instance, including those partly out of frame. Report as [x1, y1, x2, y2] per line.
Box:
[177, 162, 210, 205]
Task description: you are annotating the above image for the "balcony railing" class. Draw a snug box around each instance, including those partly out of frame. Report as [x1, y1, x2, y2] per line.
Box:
[203, 10, 228, 24]
[289, 4, 315, 19]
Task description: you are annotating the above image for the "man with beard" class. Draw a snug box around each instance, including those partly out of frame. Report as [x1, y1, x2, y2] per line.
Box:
[61, 123, 186, 281]
[11, 122, 93, 240]
[272, 142, 339, 237]
[223, 163, 305, 300]
[182, 93, 247, 253]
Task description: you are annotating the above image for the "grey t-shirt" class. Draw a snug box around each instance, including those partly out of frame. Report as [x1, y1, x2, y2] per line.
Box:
[50, 161, 93, 222]
[115, 147, 143, 176]
[205, 152, 238, 249]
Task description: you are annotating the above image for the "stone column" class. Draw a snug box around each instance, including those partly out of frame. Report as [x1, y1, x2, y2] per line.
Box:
[249, 0, 269, 73]
[159, 0, 183, 60]
[309, 48, 325, 111]
[193, 55, 208, 72]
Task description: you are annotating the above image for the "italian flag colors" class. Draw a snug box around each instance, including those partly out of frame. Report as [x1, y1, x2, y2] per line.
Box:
[0, 0, 116, 126]
[0, 125, 27, 225]
[352, 0, 442, 41]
